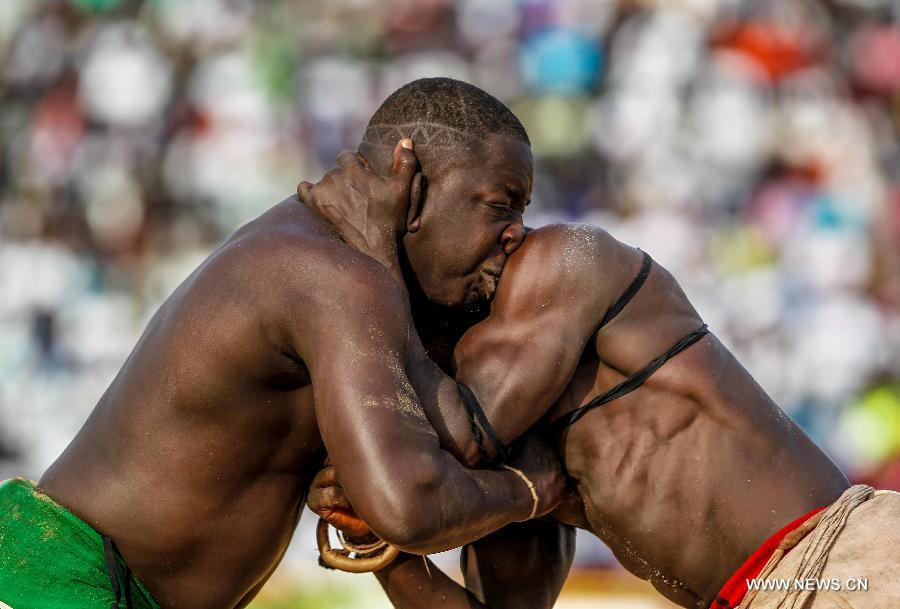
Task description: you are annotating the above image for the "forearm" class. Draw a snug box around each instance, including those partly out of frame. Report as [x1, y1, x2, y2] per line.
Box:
[377, 450, 532, 554]
[376, 553, 488, 609]
[310, 261, 559, 556]
[368, 239, 406, 291]
[461, 520, 574, 609]
[403, 330, 484, 465]
[362, 240, 493, 464]
[376, 519, 573, 609]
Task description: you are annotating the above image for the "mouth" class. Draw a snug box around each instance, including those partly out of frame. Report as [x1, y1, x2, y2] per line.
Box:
[480, 269, 501, 299]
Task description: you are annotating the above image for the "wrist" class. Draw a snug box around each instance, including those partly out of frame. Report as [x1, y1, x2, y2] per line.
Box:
[369, 238, 405, 289]
[502, 467, 539, 522]
[373, 551, 417, 583]
[507, 464, 540, 521]
[362, 233, 395, 261]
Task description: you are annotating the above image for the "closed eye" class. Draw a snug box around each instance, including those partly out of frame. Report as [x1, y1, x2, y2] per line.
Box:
[486, 202, 516, 217]
[494, 201, 527, 214]
[479, 187, 527, 213]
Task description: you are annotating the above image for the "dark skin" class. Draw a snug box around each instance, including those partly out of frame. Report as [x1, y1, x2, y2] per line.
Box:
[36, 136, 566, 609]
[307, 162, 851, 609]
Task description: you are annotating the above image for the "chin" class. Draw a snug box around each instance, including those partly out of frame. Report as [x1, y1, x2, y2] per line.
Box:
[420, 279, 479, 309]
[426, 291, 484, 311]
[459, 286, 493, 309]
[443, 293, 482, 309]
[421, 290, 465, 309]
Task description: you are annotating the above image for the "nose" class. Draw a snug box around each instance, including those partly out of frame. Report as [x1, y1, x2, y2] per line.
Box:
[500, 219, 526, 256]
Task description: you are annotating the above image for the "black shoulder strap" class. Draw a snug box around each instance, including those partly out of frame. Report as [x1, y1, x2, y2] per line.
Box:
[598, 250, 653, 331]
[547, 325, 710, 434]
[458, 383, 509, 468]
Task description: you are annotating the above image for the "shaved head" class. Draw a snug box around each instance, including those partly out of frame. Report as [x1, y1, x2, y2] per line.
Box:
[360, 77, 529, 174]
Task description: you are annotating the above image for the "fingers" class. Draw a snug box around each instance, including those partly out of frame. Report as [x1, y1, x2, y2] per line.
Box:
[335, 149, 373, 175]
[407, 172, 425, 231]
[328, 512, 372, 539]
[308, 465, 353, 514]
[390, 138, 418, 187]
[410, 172, 424, 207]
[310, 483, 371, 538]
[312, 465, 337, 489]
[336, 149, 360, 168]
[297, 180, 314, 203]
[308, 461, 373, 539]
[318, 485, 352, 511]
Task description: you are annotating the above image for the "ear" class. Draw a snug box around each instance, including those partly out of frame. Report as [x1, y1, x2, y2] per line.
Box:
[407, 172, 426, 233]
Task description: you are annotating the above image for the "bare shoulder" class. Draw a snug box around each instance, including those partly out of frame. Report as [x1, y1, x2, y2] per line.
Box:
[503, 223, 631, 280]
[197, 197, 406, 354]
[494, 223, 636, 313]
[212, 197, 399, 302]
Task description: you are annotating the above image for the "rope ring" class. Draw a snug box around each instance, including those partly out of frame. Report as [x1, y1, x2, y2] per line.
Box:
[316, 518, 400, 573]
[338, 530, 389, 554]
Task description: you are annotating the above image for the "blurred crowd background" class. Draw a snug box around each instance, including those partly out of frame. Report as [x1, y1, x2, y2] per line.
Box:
[1, 0, 899, 607]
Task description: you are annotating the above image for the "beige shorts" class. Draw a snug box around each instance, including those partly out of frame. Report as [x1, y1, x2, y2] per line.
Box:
[744, 488, 900, 609]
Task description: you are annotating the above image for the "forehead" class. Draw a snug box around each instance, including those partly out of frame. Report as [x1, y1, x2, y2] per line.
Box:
[440, 134, 533, 193]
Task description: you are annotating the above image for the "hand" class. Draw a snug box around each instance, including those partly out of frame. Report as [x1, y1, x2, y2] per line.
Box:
[308, 464, 375, 540]
[504, 435, 566, 519]
[297, 139, 423, 268]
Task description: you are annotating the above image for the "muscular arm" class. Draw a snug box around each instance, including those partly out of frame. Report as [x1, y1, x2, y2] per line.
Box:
[375, 554, 487, 609]
[408, 225, 641, 457]
[300, 143, 637, 462]
[375, 520, 575, 609]
[293, 243, 545, 554]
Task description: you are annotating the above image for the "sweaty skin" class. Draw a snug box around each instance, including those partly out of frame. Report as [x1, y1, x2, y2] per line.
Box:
[462, 224, 849, 607]
[36, 138, 564, 609]
[309, 223, 850, 609]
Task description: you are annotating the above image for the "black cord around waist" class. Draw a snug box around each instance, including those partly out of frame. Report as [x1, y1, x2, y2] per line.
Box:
[103, 535, 133, 609]
[546, 324, 710, 434]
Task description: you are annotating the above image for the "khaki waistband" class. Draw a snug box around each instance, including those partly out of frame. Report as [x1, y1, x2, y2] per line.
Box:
[737, 484, 876, 609]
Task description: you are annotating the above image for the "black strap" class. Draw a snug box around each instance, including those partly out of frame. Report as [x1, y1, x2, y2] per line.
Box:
[103, 535, 122, 609]
[123, 563, 133, 609]
[547, 325, 710, 433]
[597, 250, 652, 331]
[458, 383, 509, 467]
[102, 535, 133, 609]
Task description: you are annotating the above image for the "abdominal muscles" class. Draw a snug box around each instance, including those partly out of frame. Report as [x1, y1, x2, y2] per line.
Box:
[551, 346, 841, 607]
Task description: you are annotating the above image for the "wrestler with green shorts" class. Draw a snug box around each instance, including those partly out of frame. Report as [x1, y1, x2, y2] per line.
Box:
[0, 478, 158, 609]
[0, 78, 564, 609]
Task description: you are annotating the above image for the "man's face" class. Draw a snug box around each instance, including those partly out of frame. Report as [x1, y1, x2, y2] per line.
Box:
[402, 133, 532, 307]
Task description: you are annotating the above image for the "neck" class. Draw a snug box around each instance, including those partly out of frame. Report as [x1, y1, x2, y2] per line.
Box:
[399, 249, 488, 366]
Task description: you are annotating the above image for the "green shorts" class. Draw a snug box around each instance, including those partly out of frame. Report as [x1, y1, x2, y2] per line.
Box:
[0, 478, 159, 609]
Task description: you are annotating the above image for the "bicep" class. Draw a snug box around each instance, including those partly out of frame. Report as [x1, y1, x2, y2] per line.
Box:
[451, 225, 615, 445]
[461, 519, 575, 609]
[454, 309, 591, 444]
[301, 266, 441, 530]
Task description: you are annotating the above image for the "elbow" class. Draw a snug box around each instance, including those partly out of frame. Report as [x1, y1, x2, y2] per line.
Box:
[370, 513, 439, 554]
[362, 453, 447, 553]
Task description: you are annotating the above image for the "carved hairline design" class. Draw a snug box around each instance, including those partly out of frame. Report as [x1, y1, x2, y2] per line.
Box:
[362, 122, 484, 149]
